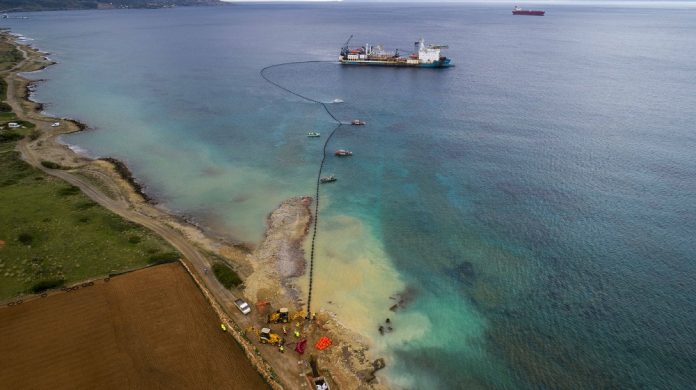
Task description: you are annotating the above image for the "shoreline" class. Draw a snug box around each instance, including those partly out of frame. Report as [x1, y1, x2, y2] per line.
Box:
[2, 31, 389, 389]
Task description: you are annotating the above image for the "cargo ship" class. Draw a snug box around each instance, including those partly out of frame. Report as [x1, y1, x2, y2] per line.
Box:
[512, 6, 545, 16]
[339, 36, 453, 68]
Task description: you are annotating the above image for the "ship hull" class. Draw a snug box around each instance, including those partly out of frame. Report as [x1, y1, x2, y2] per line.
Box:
[512, 10, 545, 16]
[339, 58, 453, 68]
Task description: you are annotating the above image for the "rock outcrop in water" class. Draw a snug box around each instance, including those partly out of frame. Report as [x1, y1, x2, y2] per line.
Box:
[243, 196, 312, 306]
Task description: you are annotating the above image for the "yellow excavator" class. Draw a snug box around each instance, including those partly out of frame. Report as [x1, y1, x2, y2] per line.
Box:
[268, 307, 308, 324]
[292, 310, 307, 321]
[259, 327, 284, 346]
[268, 307, 290, 324]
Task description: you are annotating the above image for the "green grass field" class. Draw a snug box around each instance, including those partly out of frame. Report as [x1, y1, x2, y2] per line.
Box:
[0, 37, 177, 299]
[212, 262, 242, 289]
[0, 146, 177, 298]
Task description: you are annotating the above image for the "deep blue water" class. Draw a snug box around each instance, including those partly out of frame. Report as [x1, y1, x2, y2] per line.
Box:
[6, 3, 696, 388]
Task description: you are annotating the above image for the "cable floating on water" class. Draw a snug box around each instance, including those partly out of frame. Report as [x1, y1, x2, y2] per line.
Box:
[259, 60, 345, 317]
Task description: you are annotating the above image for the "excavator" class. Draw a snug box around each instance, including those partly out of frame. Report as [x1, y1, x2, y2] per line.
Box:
[292, 310, 307, 321]
[268, 307, 290, 324]
[268, 307, 308, 324]
[259, 327, 284, 346]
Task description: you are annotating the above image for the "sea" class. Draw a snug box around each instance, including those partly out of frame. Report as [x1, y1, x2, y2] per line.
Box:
[5, 2, 696, 388]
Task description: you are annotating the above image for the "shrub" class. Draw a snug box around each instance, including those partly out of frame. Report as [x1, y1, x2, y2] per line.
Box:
[29, 129, 41, 141]
[128, 235, 142, 244]
[57, 185, 80, 196]
[212, 262, 242, 289]
[0, 102, 12, 112]
[30, 278, 65, 293]
[74, 200, 97, 210]
[16, 120, 35, 129]
[148, 251, 180, 265]
[0, 130, 22, 143]
[17, 232, 34, 245]
[41, 160, 63, 170]
[104, 216, 136, 232]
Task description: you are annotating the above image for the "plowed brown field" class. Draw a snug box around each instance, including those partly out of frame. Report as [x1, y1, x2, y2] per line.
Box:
[0, 263, 268, 389]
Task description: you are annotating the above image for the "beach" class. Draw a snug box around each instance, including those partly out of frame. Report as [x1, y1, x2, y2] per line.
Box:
[2, 31, 388, 389]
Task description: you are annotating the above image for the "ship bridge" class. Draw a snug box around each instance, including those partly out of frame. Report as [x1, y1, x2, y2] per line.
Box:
[415, 38, 446, 64]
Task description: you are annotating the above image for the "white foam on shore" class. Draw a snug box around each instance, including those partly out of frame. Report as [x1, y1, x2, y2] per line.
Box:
[9, 32, 33, 41]
[59, 138, 95, 158]
[19, 69, 46, 78]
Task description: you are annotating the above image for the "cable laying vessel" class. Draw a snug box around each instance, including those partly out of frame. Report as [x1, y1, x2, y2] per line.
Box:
[339, 36, 453, 68]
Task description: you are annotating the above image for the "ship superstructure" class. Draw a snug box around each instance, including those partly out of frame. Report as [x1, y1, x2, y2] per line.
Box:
[339, 36, 453, 68]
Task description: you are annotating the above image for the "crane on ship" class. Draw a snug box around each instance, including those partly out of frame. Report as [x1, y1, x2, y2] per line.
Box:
[340, 35, 353, 57]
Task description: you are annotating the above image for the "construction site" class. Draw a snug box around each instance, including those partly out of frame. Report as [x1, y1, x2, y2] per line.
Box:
[0, 261, 383, 390]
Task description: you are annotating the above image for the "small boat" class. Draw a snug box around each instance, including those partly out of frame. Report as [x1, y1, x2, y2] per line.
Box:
[320, 175, 337, 183]
[512, 6, 545, 16]
[332, 98, 344, 103]
[351, 120, 365, 126]
[51, 122, 60, 127]
[307, 132, 321, 137]
[335, 149, 353, 157]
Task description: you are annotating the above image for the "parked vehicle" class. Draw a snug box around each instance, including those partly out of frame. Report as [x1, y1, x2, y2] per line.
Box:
[234, 298, 251, 315]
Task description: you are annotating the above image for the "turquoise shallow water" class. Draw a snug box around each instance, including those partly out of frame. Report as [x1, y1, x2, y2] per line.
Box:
[7, 3, 696, 388]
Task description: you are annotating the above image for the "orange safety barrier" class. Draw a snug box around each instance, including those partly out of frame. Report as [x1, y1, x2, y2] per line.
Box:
[315, 336, 332, 350]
